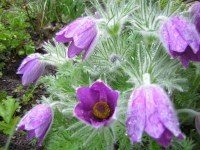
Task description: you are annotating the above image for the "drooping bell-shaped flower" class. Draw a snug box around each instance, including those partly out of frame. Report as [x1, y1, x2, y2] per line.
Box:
[55, 17, 98, 60]
[126, 74, 184, 147]
[161, 16, 200, 68]
[17, 53, 44, 86]
[17, 104, 53, 146]
[74, 81, 119, 128]
[195, 115, 200, 135]
[190, 2, 200, 33]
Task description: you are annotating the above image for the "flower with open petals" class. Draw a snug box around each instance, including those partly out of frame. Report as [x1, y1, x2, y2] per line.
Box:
[126, 84, 184, 148]
[190, 2, 200, 33]
[17, 104, 53, 146]
[74, 81, 119, 128]
[17, 53, 44, 86]
[161, 16, 200, 68]
[55, 17, 98, 60]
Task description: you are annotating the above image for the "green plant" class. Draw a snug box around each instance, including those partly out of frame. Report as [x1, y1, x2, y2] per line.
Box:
[15, 85, 37, 104]
[25, 0, 85, 38]
[0, 6, 35, 56]
[0, 4, 35, 77]
[0, 96, 20, 135]
[0, 91, 7, 100]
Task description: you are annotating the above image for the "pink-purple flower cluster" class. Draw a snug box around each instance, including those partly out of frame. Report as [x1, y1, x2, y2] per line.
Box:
[17, 80, 184, 147]
[17, 6, 200, 147]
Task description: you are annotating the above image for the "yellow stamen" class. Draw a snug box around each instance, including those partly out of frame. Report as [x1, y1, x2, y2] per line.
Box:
[93, 101, 111, 119]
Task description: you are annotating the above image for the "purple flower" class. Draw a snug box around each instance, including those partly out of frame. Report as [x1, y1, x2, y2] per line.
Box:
[126, 84, 184, 148]
[190, 2, 200, 33]
[17, 53, 44, 86]
[195, 115, 200, 135]
[74, 81, 119, 128]
[17, 104, 53, 146]
[161, 16, 200, 68]
[55, 17, 98, 60]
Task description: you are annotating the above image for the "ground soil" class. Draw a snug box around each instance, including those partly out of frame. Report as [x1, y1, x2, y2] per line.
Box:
[0, 131, 43, 150]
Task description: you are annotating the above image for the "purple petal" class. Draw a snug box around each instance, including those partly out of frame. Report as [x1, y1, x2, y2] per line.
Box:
[22, 60, 44, 86]
[153, 85, 183, 138]
[162, 17, 188, 54]
[156, 129, 173, 148]
[17, 59, 36, 74]
[27, 130, 36, 140]
[76, 87, 100, 110]
[179, 47, 200, 68]
[190, 2, 200, 33]
[17, 53, 40, 74]
[90, 118, 111, 128]
[73, 24, 97, 49]
[64, 17, 92, 39]
[175, 17, 200, 54]
[74, 104, 94, 125]
[55, 34, 72, 43]
[82, 34, 98, 60]
[126, 87, 146, 143]
[144, 86, 165, 139]
[68, 42, 83, 58]
[91, 81, 117, 103]
[18, 104, 52, 131]
[56, 18, 84, 38]
[34, 121, 51, 146]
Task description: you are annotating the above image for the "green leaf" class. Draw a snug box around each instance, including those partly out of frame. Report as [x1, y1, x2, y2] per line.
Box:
[25, 43, 35, 55]
[0, 117, 20, 135]
[0, 97, 20, 135]
[0, 97, 19, 123]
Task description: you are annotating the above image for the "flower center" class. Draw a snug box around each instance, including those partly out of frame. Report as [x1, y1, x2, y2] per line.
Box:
[93, 101, 111, 119]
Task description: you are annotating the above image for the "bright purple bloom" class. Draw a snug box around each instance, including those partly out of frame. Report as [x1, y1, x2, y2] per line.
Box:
[126, 84, 184, 148]
[190, 2, 200, 33]
[55, 17, 98, 60]
[195, 115, 200, 135]
[74, 81, 119, 128]
[161, 16, 200, 68]
[17, 104, 53, 146]
[17, 53, 44, 86]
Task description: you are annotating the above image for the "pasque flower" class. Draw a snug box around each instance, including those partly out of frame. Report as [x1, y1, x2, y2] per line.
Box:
[161, 16, 200, 68]
[55, 17, 98, 60]
[190, 2, 200, 33]
[74, 81, 119, 128]
[17, 104, 53, 146]
[17, 53, 44, 86]
[126, 84, 184, 147]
